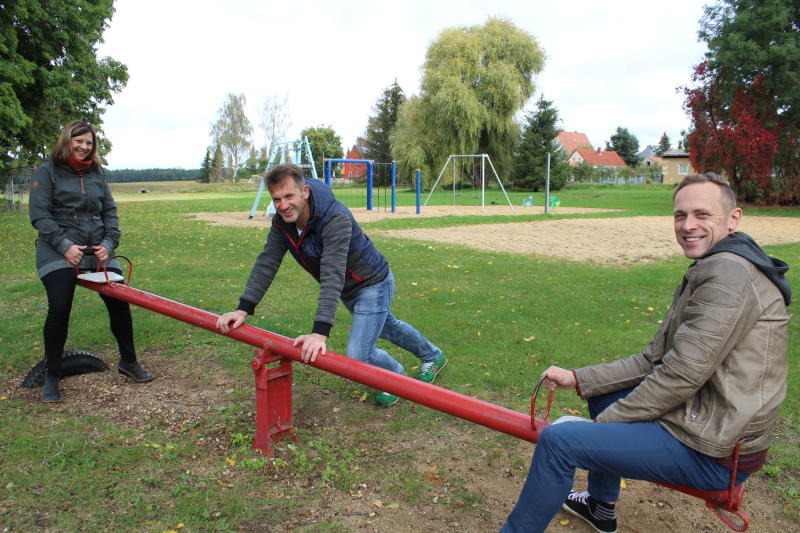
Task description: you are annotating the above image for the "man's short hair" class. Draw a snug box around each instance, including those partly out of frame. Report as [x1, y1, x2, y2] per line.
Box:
[673, 172, 737, 212]
[266, 164, 304, 189]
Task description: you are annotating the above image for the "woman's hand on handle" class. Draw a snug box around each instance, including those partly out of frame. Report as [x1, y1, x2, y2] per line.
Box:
[64, 245, 84, 267]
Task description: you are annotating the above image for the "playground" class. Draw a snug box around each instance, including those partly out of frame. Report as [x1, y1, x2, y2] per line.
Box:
[2, 184, 799, 532]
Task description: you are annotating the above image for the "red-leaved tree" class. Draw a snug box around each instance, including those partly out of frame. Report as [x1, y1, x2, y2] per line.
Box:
[685, 66, 789, 204]
[683, 1, 800, 205]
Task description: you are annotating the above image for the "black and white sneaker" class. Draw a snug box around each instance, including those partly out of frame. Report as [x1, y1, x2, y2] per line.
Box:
[562, 491, 617, 533]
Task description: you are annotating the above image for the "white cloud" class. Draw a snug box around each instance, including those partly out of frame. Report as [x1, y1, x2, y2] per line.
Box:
[97, 0, 708, 169]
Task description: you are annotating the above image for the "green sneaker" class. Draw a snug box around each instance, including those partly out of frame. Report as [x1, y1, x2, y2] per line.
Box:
[415, 354, 448, 383]
[375, 391, 400, 406]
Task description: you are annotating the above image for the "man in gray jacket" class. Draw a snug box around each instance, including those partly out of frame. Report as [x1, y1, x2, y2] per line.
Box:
[502, 173, 791, 533]
[217, 164, 447, 406]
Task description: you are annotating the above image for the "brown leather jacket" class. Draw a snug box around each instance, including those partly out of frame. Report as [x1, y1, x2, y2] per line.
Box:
[575, 251, 789, 457]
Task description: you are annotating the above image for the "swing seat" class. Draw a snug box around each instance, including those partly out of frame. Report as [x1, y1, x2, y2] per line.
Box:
[529, 375, 751, 531]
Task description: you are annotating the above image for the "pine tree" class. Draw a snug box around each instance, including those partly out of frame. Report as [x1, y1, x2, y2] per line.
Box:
[198, 148, 212, 183]
[512, 98, 569, 191]
[211, 145, 224, 183]
[656, 132, 671, 156]
[362, 81, 406, 163]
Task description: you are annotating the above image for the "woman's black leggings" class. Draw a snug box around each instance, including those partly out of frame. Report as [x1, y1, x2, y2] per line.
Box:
[41, 267, 137, 377]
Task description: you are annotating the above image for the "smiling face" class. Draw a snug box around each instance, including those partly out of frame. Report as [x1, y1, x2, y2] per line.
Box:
[70, 132, 94, 160]
[673, 181, 742, 259]
[268, 175, 311, 226]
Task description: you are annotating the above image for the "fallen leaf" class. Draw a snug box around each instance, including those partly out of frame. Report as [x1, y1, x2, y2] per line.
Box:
[523, 336, 536, 342]
[358, 392, 368, 402]
[225, 457, 236, 466]
[423, 465, 445, 486]
[559, 519, 569, 526]
[385, 503, 400, 509]
[620, 479, 627, 488]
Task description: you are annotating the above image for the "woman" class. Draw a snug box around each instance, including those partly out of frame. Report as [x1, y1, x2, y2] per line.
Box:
[29, 120, 154, 402]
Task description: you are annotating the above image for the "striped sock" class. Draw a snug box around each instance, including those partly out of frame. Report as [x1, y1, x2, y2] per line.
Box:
[589, 497, 616, 521]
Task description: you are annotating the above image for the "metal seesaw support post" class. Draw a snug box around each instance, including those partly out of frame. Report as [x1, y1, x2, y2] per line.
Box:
[77, 278, 548, 455]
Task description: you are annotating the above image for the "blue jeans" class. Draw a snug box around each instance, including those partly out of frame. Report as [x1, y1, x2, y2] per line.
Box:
[341, 270, 441, 375]
[501, 388, 750, 533]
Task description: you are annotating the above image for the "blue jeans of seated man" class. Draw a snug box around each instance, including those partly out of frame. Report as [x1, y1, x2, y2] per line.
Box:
[341, 270, 441, 375]
[501, 387, 751, 533]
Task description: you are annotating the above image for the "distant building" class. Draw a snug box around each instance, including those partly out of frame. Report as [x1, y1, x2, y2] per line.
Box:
[661, 149, 694, 184]
[638, 145, 657, 159]
[642, 155, 664, 169]
[557, 131, 593, 156]
[343, 145, 366, 182]
[568, 148, 627, 168]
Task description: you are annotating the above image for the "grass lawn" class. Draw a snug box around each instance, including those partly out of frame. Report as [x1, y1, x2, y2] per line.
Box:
[1, 182, 798, 531]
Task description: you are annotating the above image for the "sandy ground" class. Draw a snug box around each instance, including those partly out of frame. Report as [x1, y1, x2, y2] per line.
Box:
[189, 206, 800, 265]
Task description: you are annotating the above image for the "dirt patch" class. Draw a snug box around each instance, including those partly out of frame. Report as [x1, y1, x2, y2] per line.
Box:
[379, 215, 800, 265]
[4, 354, 795, 532]
[188, 208, 800, 265]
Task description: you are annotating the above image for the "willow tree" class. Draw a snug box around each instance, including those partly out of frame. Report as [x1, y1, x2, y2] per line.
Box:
[391, 18, 544, 185]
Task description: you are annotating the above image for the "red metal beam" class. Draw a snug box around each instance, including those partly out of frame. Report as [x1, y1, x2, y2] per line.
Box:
[79, 279, 547, 442]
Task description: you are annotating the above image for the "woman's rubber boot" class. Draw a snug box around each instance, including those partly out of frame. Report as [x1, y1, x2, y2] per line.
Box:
[42, 375, 62, 403]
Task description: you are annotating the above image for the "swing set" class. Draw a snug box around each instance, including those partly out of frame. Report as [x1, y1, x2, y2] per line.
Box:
[424, 154, 514, 212]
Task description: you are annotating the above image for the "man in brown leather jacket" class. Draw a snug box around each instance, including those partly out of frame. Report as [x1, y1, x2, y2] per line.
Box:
[502, 173, 791, 533]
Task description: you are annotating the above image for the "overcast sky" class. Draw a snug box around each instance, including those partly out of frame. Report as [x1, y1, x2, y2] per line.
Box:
[97, 0, 710, 170]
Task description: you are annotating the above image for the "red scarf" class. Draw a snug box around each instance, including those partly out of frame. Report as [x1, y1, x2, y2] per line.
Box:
[67, 155, 93, 174]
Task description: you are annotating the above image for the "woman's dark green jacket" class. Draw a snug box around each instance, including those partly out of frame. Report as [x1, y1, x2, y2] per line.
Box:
[29, 159, 121, 278]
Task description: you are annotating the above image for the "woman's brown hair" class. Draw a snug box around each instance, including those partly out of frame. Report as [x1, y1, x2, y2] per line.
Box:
[51, 120, 101, 166]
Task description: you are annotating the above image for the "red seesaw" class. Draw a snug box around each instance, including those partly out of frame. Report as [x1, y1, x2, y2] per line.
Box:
[75, 261, 750, 531]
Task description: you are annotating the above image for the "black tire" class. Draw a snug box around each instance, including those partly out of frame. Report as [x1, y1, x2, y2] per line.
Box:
[20, 350, 109, 388]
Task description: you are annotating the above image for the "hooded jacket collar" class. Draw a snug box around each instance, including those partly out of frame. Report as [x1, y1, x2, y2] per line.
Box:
[702, 232, 791, 305]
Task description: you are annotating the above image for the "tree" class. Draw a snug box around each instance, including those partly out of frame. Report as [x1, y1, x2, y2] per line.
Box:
[258, 93, 291, 161]
[677, 129, 691, 151]
[684, 0, 799, 204]
[198, 148, 212, 183]
[656, 132, 672, 156]
[0, 0, 128, 167]
[301, 126, 343, 175]
[391, 18, 545, 185]
[211, 144, 224, 183]
[512, 98, 569, 191]
[210, 93, 253, 182]
[361, 81, 406, 163]
[605, 127, 640, 167]
[571, 161, 594, 182]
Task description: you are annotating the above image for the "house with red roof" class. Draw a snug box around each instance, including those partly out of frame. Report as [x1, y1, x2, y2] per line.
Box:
[556, 131, 593, 155]
[568, 148, 627, 168]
